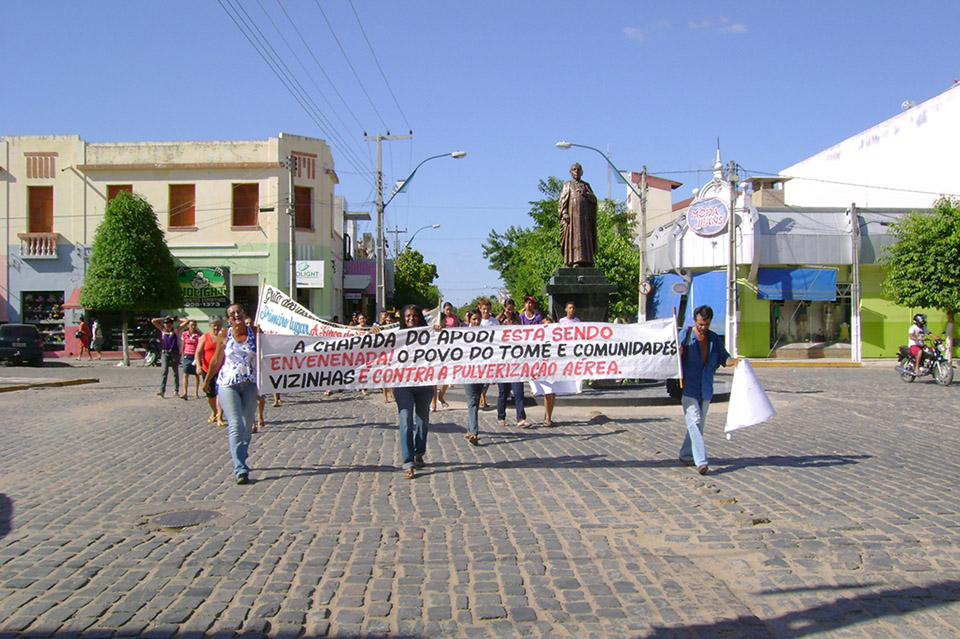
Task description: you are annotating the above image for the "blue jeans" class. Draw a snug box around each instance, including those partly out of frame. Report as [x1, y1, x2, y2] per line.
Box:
[680, 395, 711, 467]
[219, 380, 259, 477]
[497, 382, 526, 422]
[160, 352, 180, 394]
[393, 386, 433, 469]
[464, 383, 484, 437]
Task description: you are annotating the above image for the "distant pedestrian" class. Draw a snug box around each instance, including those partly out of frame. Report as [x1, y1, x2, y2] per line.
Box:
[90, 317, 103, 360]
[180, 319, 202, 399]
[677, 305, 738, 476]
[203, 303, 259, 484]
[462, 310, 484, 445]
[151, 315, 187, 398]
[477, 298, 499, 410]
[76, 315, 92, 361]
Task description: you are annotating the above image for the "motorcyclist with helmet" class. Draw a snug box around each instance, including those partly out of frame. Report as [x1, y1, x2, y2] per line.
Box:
[909, 313, 941, 374]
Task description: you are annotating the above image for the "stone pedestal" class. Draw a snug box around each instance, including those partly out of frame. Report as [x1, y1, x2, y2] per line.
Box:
[544, 267, 617, 322]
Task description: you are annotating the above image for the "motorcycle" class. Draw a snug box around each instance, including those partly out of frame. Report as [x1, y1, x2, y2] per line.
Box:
[895, 337, 954, 386]
[142, 337, 161, 367]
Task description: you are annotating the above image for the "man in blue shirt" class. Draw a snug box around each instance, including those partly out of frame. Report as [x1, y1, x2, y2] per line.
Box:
[679, 305, 738, 475]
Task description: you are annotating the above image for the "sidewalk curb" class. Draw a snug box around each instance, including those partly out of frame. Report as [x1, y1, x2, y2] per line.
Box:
[0, 378, 100, 393]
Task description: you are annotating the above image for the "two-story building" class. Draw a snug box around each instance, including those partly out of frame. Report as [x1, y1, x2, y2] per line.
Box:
[1, 133, 343, 354]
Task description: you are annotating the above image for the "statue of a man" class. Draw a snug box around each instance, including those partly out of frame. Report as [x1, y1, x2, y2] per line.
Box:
[558, 162, 598, 267]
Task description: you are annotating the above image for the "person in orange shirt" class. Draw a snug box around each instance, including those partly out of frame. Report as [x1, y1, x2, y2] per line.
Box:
[197, 316, 225, 426]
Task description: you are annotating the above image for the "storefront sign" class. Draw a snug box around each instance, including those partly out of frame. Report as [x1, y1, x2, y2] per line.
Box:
[687, 197, 729, 237]
[296, 260, 325, 288]
[177, 267, 230, 308]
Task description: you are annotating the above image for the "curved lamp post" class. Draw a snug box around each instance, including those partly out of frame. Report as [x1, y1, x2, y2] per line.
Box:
[556, 141, 648, 320]
[404, 223, 441, 252]
[376, 151, 466, 310]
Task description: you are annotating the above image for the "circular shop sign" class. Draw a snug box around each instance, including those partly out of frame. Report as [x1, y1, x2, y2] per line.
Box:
[671, 281, 690, 295]
[687, 197, 729, 237]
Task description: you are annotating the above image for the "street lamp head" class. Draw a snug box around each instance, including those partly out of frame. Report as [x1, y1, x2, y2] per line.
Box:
[556, 141, 572, 149]
[431, 224, 441, 229]
[451, 151, 467, 159]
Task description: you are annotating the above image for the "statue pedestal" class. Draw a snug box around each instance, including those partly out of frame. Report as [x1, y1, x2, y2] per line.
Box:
[544, 267, 617, 322]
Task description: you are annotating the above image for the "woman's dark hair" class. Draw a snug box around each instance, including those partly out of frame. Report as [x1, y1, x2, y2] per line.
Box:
[399, 304, 428, 328]
[694, 305, 714, 321]
[504, 298, 515, 307]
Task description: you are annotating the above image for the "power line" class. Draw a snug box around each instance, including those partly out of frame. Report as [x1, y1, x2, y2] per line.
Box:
[312, 0, 390, 131]
[348, 0, 411, 131]
[217, 0, 373, 185]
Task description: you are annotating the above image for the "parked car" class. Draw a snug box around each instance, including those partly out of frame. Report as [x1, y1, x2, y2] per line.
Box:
[0, 323, 44, 367]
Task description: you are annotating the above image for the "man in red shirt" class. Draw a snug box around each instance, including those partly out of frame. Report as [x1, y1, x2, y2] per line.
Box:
[197, 316, 224, 425]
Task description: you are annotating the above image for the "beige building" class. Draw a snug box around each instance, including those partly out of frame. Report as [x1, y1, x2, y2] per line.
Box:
[1, 133, 342, 353]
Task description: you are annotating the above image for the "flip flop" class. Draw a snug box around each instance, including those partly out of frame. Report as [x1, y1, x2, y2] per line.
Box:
[403, 467, 415, 479]
[543, 420, 559, 428]
[517, 420, 533, 428]
[441, 401, 449, 409]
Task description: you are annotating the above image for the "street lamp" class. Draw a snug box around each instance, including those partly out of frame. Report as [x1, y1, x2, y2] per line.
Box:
[376, 151, 466, 312]
[404, 224, 441, 252]
[556, 141, 649, 321]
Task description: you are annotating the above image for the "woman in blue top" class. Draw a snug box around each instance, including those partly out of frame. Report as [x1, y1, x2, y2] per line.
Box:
[203, 303, 259, 485]
[678, 305, 738, 476]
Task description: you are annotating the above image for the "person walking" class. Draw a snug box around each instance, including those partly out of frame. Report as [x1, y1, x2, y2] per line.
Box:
[497, 311, 531, 428]
[678, 305, 738, 476]
[180, 319, 203, 399]
[432, 302, 461, 411]
[90, 317, 103, 360]
[203, 303, 259, 484]
[530, 303, 582, 427]
[462, 310, 484, 445]
[477, 298, 499, 410]
[374, 305, 435, 479]
[76, 315, 92, 361]
[197, 316, 225, 426]
[151, 315, 186, 398]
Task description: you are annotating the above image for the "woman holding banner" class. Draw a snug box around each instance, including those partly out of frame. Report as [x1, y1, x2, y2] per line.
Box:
[203, 303, 259, 485]
[373, 305, 435, 479]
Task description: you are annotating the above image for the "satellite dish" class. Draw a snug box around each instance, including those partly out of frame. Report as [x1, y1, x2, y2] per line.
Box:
[901, 99, 918, 111]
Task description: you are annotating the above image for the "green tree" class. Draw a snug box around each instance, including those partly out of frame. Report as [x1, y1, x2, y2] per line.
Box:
[882, 196, 960, 357]
[393, 248, 440, 310]
[79, 191, 183, 365]
[482, 176, 639, 320]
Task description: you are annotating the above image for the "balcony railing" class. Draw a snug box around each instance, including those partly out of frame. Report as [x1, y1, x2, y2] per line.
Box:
[18, 233, 61, 259]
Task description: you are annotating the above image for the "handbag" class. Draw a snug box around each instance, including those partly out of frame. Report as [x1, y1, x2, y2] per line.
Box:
[74, 330, 83, 339]
[666, 327, 692, 400]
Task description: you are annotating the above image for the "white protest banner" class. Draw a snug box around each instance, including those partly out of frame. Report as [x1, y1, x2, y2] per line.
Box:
[258, 318, 680, 393]
[256, 283, 377, 337]
[725, 359, 776, 439]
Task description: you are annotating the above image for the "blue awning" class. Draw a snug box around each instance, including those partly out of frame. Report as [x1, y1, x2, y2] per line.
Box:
[757, 268, 838, 301]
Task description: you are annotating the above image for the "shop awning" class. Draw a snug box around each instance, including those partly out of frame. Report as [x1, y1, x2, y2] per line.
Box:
[62, 288, 85, 309]
[757, 268, 838, 301]
[343, 274, 372, 291]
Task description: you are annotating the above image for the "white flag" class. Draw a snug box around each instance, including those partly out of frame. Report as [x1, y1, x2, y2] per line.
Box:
[725, 359, 776, 439]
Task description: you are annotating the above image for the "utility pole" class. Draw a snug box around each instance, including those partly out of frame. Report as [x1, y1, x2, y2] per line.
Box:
[365, 133, 412, 313]
[638, 166, 648, 321]
[726, 160, 739, 356]
[286, 154, 297, 298]
[386, 225, 407, 260]
[851, 203, 862, 363]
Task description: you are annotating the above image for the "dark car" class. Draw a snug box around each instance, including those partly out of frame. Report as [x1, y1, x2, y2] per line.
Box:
[0, 323, 44, 367]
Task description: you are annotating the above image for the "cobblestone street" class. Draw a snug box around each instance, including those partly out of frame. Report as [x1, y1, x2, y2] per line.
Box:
[1, 361, 959, 638]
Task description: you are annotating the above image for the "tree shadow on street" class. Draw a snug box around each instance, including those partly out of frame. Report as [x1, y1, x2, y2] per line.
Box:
[640, 579, 960, 638]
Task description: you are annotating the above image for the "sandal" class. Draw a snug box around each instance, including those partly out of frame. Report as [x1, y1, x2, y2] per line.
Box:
[517, 419, 533, 428]
[543, 419, 559, 428]
[414, 456, 426, 468]
[465, 434, 480, 446]
[207, 414, 217, 423]
[217, 418, 227, 427]
[441, 401, 449, 409]
[497, 419, 507, 427]
[403, 467, 415, 479]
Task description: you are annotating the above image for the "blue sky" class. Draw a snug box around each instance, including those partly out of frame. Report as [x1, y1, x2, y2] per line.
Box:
[3, 1, 958, 305]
